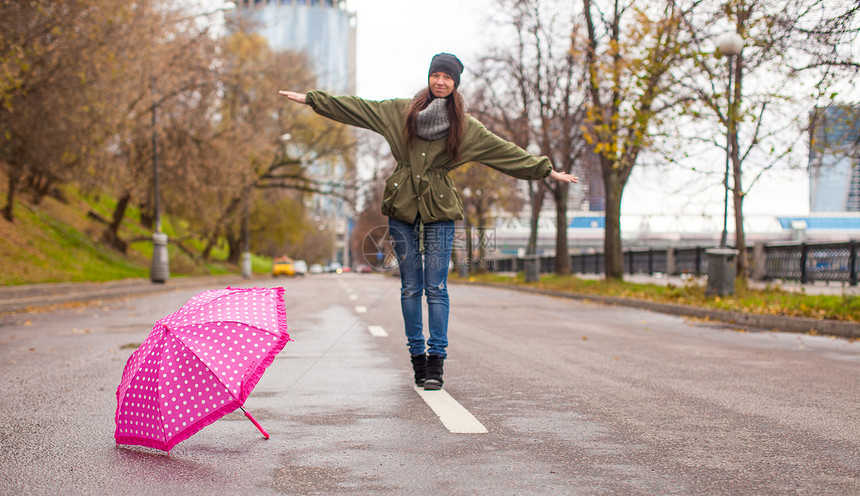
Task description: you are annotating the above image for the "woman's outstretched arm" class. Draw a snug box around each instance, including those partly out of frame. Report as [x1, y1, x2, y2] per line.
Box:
[278, 90, 306, 104]
[549, 170, 579, 183]
[278, 89, 403, 138]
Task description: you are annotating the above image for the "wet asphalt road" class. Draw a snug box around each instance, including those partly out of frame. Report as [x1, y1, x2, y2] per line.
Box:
[0, 273, 858, 495]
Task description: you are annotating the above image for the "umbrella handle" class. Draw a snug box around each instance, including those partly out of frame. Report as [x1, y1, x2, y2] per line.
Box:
[241, 407, 269, 439]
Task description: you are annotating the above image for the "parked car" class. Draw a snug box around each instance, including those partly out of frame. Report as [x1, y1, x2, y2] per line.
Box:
[327, 262, 343, 274]
[293, 260, 308, 276]
[271, 257, 295, 277]
[309, 264, 324, 274]
[357, 264, 373, 273]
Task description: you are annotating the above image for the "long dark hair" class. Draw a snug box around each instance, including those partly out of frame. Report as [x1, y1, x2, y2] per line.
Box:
[404, 87, 466, 161]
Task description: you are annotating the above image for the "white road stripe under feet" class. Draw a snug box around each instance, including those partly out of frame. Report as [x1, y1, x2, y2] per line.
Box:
[414, 386, 488, 434]
[367, 325, 388, 337]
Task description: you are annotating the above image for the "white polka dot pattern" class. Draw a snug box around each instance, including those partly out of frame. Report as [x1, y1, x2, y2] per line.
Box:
[114, 286, 290, 452]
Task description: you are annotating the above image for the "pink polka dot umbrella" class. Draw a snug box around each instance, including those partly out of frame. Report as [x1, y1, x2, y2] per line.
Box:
[114, 286, 291, 453]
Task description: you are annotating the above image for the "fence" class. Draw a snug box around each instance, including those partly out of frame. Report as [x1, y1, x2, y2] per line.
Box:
[485, 240, 860, 285]
[763, 241, 859, 284]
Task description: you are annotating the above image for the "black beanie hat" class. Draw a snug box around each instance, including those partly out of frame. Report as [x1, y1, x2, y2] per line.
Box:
[428, 53, 464, 87]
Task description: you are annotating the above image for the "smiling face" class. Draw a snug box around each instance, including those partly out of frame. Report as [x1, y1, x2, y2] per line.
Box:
[429, 72, 455, 98]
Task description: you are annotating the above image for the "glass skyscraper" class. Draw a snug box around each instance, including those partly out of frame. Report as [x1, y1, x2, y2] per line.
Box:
[809, 105, 860, 212]
[233, 0, 357, 266]
[233, 0, 356, 94]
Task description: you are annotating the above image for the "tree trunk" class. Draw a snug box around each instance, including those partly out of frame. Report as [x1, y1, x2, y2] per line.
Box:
[465, 220, 474, 266]
[603, 172, 624, 280]
[226, 230, 241, 264]
[731, 142, 746, 280]
[102, 191, 131, 252]
[553, 183, 570, 275]
[202, 195, 243, 261]
[140, 202, 154, 230]
[28, 172, 53, 205]
[730, 51, 747, 280]
[201, 229, 219, 261]
[476, 208, 488, 273]
[3, 170, 20, 222]
[527, 181, 546, 255]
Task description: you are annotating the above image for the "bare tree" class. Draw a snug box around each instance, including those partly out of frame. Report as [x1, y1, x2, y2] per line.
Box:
[450, 162, 526, 269]
[678, 0, 860, 279]
[94, 1, 225, 251]
[469, 54, 548, 260]
[472, 0, 589, 275]
[349, 132, 396, 269]
[575, 0, 690, 279]
[0, 0, 359, 268]
[0, 0, 139, 222]
[199, 32, 356, 262]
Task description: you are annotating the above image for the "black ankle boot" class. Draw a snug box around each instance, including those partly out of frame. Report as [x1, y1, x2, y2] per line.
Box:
[424, 354, 445, 390]
[411, 354, 427, 387]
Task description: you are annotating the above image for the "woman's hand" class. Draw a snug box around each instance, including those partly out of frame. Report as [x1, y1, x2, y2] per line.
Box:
[278, 90, 307, 104]
[549, 170, 579, 183]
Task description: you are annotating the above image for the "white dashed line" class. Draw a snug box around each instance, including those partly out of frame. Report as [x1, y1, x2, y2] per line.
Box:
[367, 325, 388, 337]
[348, 294, 358, 300]
[413, 386, 488, 434]
[355, 306, 367, 314]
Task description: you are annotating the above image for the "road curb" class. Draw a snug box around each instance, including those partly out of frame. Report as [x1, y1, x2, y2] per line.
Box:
[0, 275, 254, 314]
[455, 281, 860, 339]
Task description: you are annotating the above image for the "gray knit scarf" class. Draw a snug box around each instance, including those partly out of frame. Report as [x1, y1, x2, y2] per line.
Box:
[415, 98, 450, 141]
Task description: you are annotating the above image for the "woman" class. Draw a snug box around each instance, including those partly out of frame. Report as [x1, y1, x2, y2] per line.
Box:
[279, 52, 577, 391]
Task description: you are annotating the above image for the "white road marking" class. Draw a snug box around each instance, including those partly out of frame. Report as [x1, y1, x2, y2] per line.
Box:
[367, 325, 388, 337]
[348, 294, 358, 300]
[413, 386, 488, 434]
[355, 305, 367, 314]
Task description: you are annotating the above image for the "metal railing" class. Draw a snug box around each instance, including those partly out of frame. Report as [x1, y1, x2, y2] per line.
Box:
[483, 240, 860, 285]
[764, 241, 859, 285]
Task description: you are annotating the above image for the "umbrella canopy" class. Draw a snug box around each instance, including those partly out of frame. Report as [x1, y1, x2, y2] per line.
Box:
[115, 286, 290, 453]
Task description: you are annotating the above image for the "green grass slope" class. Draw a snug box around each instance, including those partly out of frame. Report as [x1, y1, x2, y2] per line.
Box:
[0, 185, 259, 285]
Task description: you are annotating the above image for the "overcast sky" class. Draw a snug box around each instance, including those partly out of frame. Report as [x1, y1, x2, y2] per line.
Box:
[341, 0, 811, 220]
[196, 0, 811, 221]
[345, 0, 496, 100]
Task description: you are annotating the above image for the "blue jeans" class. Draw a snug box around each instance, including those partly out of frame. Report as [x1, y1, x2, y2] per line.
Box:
[388, 217, 455, 358]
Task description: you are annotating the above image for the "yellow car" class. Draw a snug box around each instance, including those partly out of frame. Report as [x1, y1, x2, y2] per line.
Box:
[272, 258, 296, 277]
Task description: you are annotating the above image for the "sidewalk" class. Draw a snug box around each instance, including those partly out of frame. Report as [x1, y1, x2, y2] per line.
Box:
[468, 273, 860, 339]
[496, 271, 860, 296]
[0, 274, 251, 314]
[590, 273, 860, 297]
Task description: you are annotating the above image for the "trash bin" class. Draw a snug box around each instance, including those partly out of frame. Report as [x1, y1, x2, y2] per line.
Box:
[150, 233, 170, 284]
[705, 248, 737, 296]
[524, 255, 540, 283]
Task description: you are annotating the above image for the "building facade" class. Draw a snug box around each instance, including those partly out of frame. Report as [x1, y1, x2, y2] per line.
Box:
[233, 0, 356, 266]
[809, 105, 860, 212]
[234, 0, 356, 94]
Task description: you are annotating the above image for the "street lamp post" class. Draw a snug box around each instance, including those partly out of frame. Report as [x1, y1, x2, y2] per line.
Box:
[149, 2, 237, 283]
[149, 70, 170, 283]
[241, 199, 252, 278]
[717, 31, 744, 248]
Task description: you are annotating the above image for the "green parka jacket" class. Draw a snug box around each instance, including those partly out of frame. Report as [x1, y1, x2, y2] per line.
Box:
[305, 91, 552, 224]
